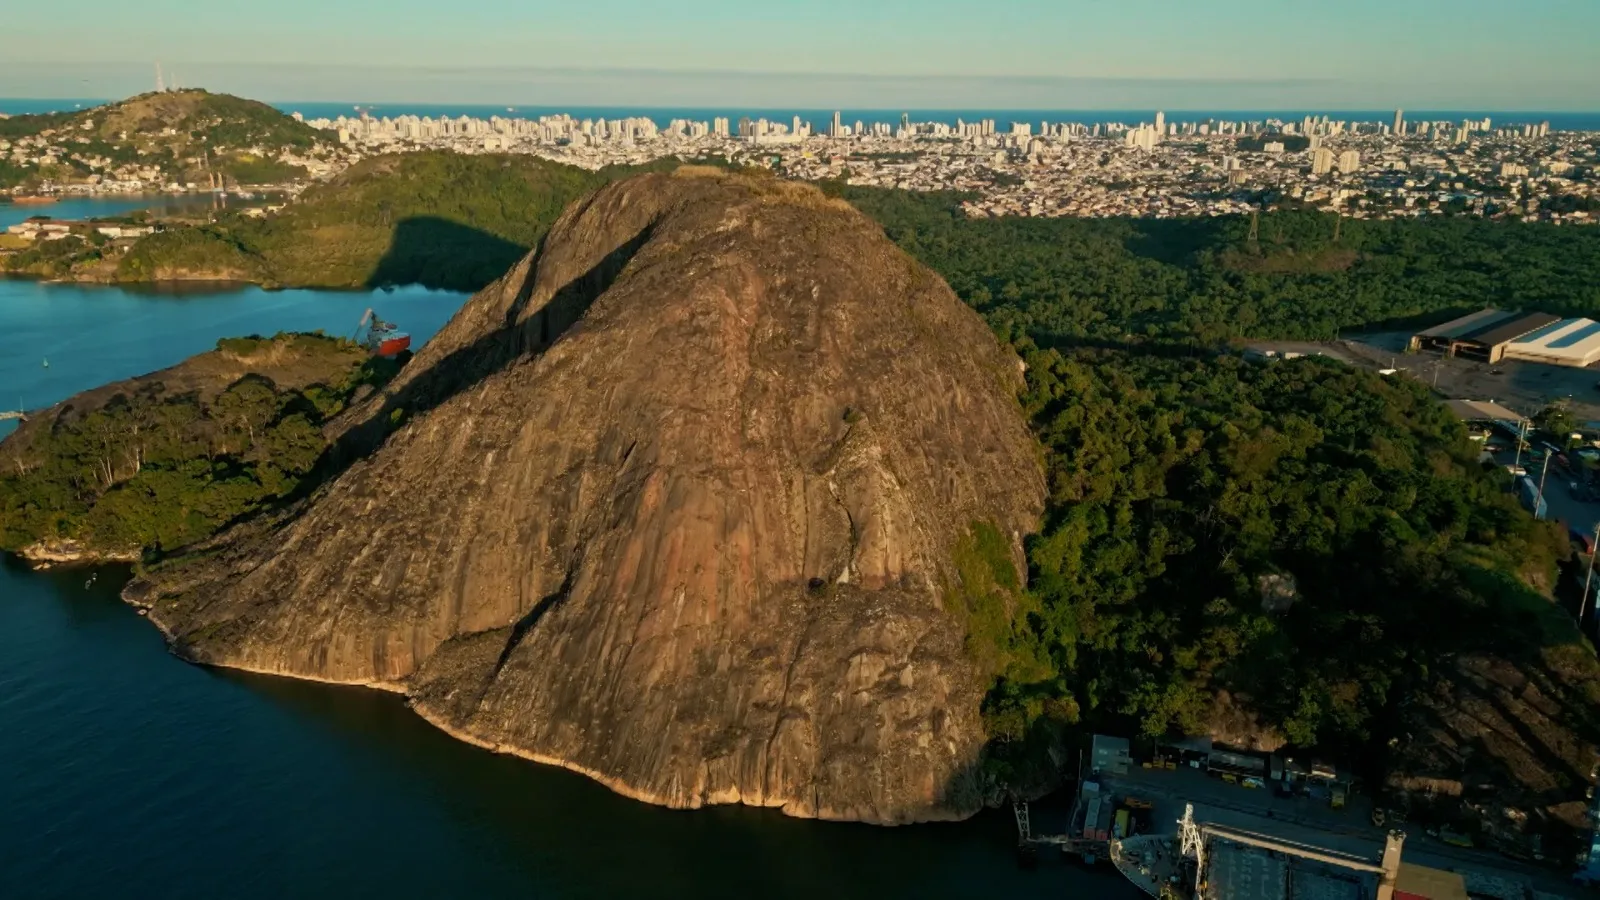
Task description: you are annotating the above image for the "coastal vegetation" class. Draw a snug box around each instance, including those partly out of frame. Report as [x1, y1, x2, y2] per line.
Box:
[0, 333, 397, 556]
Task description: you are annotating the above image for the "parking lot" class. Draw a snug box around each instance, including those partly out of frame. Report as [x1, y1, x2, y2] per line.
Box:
[1342, 334, 1600, 425]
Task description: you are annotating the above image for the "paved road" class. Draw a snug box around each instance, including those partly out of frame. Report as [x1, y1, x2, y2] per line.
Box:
[1494, 444, 1600, 540]
[1344, 335, 1600, 427]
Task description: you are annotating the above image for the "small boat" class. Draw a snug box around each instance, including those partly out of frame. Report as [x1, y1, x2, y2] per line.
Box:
[11, 196, 57, 206]
[41, 358, 48, 368]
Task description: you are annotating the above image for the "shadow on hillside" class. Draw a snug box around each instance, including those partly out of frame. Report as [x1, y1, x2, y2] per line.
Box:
[1121, 217, 1234, 266]
[366, 216, 530, 294]
[1033, 334, 1219, 361]
[308, 218, 655, 479]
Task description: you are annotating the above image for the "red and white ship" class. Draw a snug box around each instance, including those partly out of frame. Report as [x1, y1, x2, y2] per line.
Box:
[354, 308, 412, 357]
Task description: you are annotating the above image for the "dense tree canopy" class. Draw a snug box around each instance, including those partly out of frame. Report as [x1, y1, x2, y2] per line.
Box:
[835, 186, 1600, 345]
[830, 185, 1600, 802]
[0, 334, 397, 555]
[970, 346, 1569, 771]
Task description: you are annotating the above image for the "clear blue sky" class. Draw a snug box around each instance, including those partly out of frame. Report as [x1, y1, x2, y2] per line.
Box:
[2, 0, 1595, 109]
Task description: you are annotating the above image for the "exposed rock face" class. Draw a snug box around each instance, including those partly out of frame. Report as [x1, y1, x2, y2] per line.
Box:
[132, 169, 1044, 823]
[20, 540, 141, 567]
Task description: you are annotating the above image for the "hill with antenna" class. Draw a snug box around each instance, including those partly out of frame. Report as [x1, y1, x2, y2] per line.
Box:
[0, 89, 338, 190]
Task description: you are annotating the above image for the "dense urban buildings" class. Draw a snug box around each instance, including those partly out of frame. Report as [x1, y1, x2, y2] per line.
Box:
[4, 103, 1597, 224]
[300, 107, 1599, 223]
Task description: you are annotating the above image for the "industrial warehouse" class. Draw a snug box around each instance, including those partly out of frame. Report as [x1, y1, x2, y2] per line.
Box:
[1411, 309, 1600, 368]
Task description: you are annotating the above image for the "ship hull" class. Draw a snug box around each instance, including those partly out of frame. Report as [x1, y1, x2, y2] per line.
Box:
[1111, 834, 1178, 898]
[375, 334, 411, 357]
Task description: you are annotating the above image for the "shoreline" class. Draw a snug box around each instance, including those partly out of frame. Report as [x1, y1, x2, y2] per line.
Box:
[2, 187, 295, 203]
[126, 585, 964, 827]
[1, 267, 462, 295]
[17, 541, 140, 568]
[0, 269, 368, 293]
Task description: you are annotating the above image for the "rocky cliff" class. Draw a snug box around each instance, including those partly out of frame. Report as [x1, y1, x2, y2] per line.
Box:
[129, 169, 1045, 823]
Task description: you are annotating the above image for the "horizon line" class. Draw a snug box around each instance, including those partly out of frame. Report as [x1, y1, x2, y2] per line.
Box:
[4, 95, 1599, 117]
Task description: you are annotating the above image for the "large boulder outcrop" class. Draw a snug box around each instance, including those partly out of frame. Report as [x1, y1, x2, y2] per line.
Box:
[131, 169, 1045, 823]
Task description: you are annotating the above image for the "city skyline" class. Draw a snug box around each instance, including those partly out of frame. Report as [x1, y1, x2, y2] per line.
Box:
[2, 0, 1598, 110]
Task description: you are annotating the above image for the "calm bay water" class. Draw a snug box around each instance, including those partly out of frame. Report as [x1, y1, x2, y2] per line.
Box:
[0, 272, 1135, 898]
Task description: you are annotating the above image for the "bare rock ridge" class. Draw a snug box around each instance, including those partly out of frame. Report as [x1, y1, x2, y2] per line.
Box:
[130, 169, 1046, 824]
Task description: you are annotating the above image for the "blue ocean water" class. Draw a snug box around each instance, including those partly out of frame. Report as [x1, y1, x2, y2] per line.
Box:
[4, 97, 1597, 131]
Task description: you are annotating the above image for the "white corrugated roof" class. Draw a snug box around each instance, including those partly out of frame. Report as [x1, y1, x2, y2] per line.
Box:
[1504, 318, 1600, 365]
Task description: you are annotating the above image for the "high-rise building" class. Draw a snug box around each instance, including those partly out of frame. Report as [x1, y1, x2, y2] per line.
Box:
[1153, 111, 1165, 144]
[1337, 150, 1361, 173]
[901, 112, 910, 131]
[830, 111, 842, 138]
[1311, 147, 1335, 175]
[1393, 109, 1405, 135]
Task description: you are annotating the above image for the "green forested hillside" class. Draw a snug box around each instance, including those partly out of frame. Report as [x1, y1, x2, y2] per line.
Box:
[0, 334, 398, 555]
[839, 185, 1600, 846]
[974, 345, 1570, 748]
[835, 186, 1600, 343]
[115, 152, 610, 290]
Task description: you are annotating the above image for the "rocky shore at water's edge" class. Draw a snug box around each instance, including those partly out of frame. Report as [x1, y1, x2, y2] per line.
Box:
[122, 584, 997, 821]
[20, 540, 140, 568]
